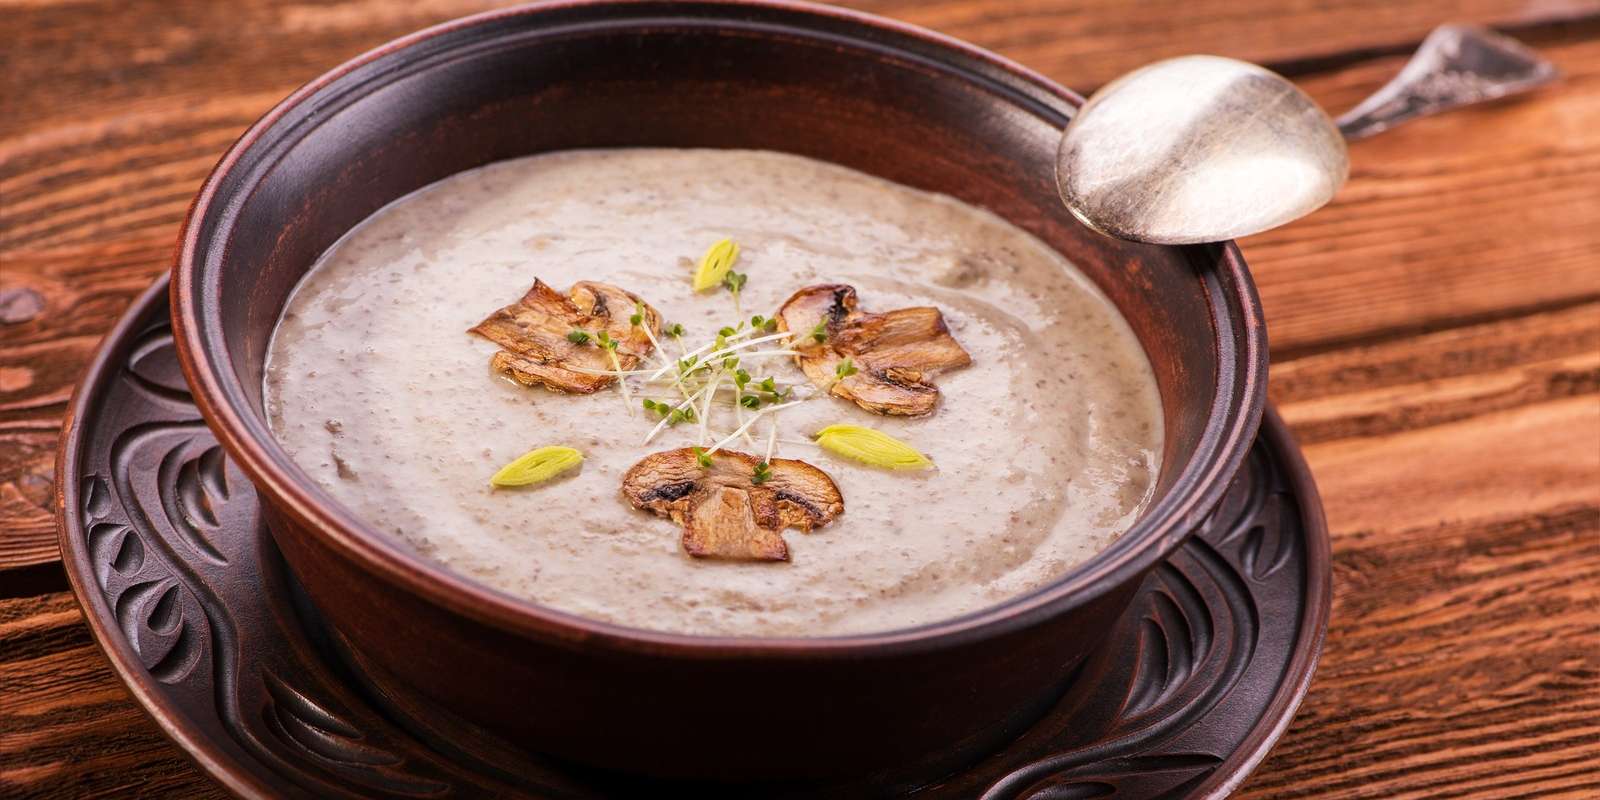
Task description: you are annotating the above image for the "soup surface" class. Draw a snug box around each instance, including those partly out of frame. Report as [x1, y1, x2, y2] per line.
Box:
[264, 149, 1162, 636]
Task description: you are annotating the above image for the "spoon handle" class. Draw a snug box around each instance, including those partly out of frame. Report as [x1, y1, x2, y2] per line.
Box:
[1334, 24, 1559, 141]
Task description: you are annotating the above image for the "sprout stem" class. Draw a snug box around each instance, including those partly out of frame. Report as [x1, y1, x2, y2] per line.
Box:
[646, 328, 763, 381]
[699, 330, 797, 363]
[642, 381, 718, 445]
[607, 350, 633, 415]
[705, 401, 804, 456]
[698, 367, 723, 445]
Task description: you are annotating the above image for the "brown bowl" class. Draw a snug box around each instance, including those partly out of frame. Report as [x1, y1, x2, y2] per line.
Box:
[170, 0, 1266, 784]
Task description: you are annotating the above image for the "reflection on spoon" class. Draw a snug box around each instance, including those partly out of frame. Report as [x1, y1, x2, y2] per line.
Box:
[1056, 24, 1560, 245]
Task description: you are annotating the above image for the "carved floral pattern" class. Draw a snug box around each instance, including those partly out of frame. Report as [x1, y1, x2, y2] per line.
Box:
[76, 317, 496, 796]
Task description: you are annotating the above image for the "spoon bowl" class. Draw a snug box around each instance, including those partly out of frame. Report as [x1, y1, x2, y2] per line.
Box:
[1056, 25, 1557, 245]
[1056, 55, 1348, 245]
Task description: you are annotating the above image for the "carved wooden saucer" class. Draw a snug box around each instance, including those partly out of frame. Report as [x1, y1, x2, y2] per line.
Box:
[57, 279, 1331, 798]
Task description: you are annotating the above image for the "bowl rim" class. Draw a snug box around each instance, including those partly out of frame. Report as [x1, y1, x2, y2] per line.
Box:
[170, 0, 1267, 658]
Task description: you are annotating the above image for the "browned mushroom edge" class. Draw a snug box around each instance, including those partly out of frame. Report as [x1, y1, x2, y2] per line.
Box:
[470, 279, 661, 394]
[774, 284, 972, 416]
[621, 448, 845, 562]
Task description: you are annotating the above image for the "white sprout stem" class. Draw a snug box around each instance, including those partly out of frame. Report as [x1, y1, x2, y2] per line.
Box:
[701, 430, 816, 448]
[700, 331, 798, 363]
[642, 381, 718, 445]
[654, 326, 759, 373]
[724, 349, 800, 360]
[642, 384, 742, 404]
[565, 364, 660, 377]
[607, 350, 633, 416]
[637, 324, 675, 371]
[647, 329, 697, 402]
[647, 329, 790, 381]
[732, 396, 760, 448]
[764, 416, 778, 462]
[697, 367, 723, 445]
[705, 401, 804, 456]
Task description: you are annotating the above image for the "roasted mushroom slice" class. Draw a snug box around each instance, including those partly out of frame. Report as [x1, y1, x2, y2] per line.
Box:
[775, 284, 971, 416]
[470, 279, 660, 394]
[621, 448, 844, 562]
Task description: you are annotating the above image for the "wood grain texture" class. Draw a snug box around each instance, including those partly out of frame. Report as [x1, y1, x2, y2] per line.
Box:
[0, 592, 225, 799]
[1246, 22, 1600, 357]
[2, 0, 1598, 797]
[4, 0, 1597, 573]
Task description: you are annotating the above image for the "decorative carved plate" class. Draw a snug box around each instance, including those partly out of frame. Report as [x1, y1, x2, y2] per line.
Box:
[58, 280, 1330, 799]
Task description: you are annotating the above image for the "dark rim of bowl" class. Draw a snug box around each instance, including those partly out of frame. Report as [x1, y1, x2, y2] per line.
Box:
[170, 0, 1267, 657]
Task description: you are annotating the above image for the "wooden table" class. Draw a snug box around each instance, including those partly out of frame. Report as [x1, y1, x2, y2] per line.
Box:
[4, 1, 1598, 796]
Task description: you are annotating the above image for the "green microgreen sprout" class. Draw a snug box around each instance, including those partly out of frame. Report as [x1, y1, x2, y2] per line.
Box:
[596, 330, 619, 351]
[722, 270, 749, 315]
[624, 292, 905, 466]
[567, 329, 591, 345]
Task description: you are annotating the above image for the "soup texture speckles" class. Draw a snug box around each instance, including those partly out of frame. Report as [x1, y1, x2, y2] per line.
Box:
[264, 149, 1162, 636]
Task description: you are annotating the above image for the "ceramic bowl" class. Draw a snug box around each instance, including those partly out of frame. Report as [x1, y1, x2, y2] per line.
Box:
[171, 0, 1266, 783]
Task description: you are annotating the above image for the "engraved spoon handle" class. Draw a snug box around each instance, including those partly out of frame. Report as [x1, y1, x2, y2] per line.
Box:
[1335, 24, 1560, 141]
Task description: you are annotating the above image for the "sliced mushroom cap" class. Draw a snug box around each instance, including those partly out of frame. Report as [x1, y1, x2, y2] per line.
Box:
[470, 279, 660, 394]
[621, 448, 845, 562]
[775, 284, 971, 416]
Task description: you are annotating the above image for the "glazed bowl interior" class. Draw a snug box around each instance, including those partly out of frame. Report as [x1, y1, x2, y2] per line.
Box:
[176, 0, 1262, 645]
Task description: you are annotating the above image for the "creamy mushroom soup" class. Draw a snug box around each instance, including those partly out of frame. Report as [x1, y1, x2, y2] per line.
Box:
[264, 149, 1163, 636]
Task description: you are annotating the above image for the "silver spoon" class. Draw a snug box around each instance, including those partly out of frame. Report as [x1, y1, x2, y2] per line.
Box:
[1056, 24, 1559, 245]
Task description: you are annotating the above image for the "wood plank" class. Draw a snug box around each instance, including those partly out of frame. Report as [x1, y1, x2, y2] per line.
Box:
[1243, 300, 1600, 797]
[0, 424, 59, 570]
[0, 592, 226, 798]
[0, 235, 175, 570]
[1241, 366, 1600, 797]
[5, 0, 1594, 142]
[846, 0, 1600, 87]
[2, 1, 1599, 797]
[1271, 301, 1600, 444]
[1246, 23, 1600, 356]
[1241, 506, 1600, 799]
